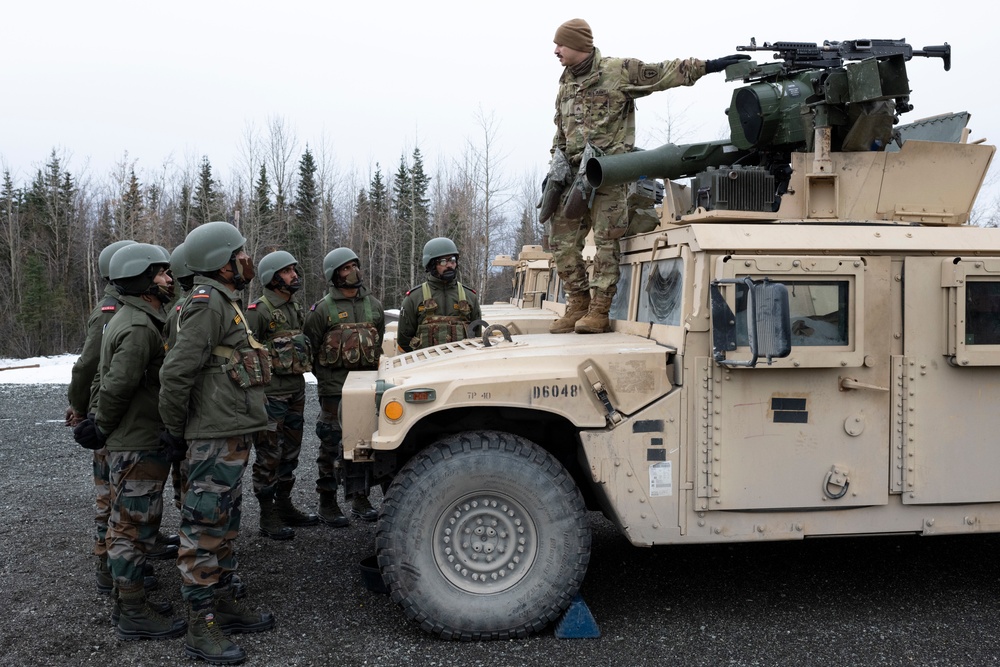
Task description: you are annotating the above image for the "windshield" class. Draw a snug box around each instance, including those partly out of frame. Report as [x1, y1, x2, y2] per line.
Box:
[637, 258, 684, 326]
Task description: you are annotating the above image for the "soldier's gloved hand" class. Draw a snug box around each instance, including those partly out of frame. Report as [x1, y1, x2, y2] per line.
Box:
[159, 430, 188, 463]
[705, 54, 750, 74]
[73, 414, 106, 450]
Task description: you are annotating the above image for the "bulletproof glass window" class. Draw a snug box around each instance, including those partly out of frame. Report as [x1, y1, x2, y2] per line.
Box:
[609, 265, 633, 320]
[965, 281, 1000, 345]
[638, 258, 683, 326]
[737, 281, 849, 347]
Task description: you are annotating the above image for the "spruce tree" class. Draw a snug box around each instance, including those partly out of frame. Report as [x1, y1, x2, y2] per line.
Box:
[192, 156, 222, 226]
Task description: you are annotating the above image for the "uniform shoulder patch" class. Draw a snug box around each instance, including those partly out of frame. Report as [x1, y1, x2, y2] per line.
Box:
[190, 286, 214, 302]
[247, 302, 258, 310]
[101, 304, 117, 312]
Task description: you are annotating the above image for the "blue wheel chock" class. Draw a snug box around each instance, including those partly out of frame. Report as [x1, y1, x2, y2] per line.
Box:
[554, 593, 601, 639]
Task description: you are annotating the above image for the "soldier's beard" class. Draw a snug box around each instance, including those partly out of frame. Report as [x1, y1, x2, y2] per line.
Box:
[438, 268, 457, 282]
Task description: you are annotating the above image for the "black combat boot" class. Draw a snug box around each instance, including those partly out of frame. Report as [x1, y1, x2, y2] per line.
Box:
[112, 589, 173, 625]
[214, 585, 275, 634]
[275, 481, 319, 527]
[185, 604, 246, 664]
[148, 531, 180, 560]
[256, 492, 295, 540]
[350, 494, 378, 522]
[317, 492, 349, 528]
[114, 581, 186, 641]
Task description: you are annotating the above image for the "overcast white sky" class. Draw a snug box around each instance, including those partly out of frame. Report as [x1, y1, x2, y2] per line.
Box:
[2, 0, 996, 207]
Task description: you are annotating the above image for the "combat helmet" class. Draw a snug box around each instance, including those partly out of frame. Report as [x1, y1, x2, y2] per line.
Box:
[422, 237, 459, 270]
[109, 242, 171, 300]
[323, 247, 360, 283]
[169, 242, 195, 292]
[184, 221, 247, 273]
[98, 240, 137, 280]
[258, 250, 299, 287]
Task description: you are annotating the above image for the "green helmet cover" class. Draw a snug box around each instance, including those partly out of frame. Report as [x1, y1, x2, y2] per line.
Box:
[258, 250, 298, 286]
[98, 239, 137, 280]
[421, 237, 459, 269]
[109, 242, 169, 285]
[169, 243, 193, 279]
[323, 247, 360, 282]
[184, 221, 247, 273]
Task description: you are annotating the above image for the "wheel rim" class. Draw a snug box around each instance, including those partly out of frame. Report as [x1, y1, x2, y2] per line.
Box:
[433, 492, 538, 594]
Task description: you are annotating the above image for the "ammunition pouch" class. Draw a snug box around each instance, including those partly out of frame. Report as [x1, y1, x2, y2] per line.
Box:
[215, 343, 272, 389]
[318, 322, 381, 370]
[266, 330, 313, 375]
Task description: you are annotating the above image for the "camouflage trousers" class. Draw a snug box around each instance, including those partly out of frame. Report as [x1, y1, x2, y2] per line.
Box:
[93, 447, 111, 557]
[251, 389, 306, 496]
[315, 396, 343, 494]
[106, 449, 170, 586]
[177, 433, 254, 607]
[549, 182, 628, 297]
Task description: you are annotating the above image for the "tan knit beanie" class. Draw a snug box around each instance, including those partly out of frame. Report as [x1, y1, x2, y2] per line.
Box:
[554, 18, 593, 52]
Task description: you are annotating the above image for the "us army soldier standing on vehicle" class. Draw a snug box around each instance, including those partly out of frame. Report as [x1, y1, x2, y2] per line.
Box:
[545, 18, 746, 334]
[397, 237, 481, 352]
[159, 221, 275, 665]
[76, 243, 187, 640]
[245, 250, 318, 540]
[304, 248, 385, 526]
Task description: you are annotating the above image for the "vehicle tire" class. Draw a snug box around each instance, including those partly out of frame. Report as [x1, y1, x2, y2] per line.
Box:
[377, 430, 591, 640]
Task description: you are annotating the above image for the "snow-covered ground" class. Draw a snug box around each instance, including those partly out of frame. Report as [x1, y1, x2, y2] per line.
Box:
[0, 354, 76, 383]
[0, 354, 319, 384]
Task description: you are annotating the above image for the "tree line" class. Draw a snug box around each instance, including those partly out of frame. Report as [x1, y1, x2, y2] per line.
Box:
[0, 115, 544, 358]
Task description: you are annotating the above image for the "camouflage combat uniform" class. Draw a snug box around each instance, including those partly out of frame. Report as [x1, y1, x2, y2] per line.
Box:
[397, 274, 481, 353]
[245, 288, 311, 498]
[67, 284, 121, 561]
[159, 277, 268, 608]
[550, 48, 706, 297]
[96, 293, 169, 589]
[304, 284, 384, 498]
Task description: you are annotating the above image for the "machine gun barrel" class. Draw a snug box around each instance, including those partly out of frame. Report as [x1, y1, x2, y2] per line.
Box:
[736, 38, 951, 71]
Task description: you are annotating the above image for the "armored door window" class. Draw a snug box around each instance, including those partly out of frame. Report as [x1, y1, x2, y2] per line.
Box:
[943, 259, 1000, 365]
[737, 281, 849, 347]
[716, 255, 865, 368]
[637, 257, 684, 326]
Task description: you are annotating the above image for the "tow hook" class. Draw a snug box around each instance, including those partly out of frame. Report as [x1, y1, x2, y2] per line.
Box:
[584, 365, 623, 426]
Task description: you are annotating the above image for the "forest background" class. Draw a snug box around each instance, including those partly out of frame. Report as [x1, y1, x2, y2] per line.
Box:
[0, 111, 541, 359]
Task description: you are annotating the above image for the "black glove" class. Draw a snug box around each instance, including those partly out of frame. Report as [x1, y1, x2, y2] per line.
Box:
[73, 413, 107, 450]
[159, 430, 188, 463]
[705, 54, 750, 74]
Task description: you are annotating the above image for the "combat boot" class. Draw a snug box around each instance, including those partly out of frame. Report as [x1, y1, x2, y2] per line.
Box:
[96, 556, 113, 595]
[148, 531, 180, 560]
[185, 605, 246, 664]
[143, 561, 158, 591]
[550, 292, 591, 333]
[275, 481, 319, 527]
[256, 492, 295, 540]
[575, 293, 614, 334]
[317, 492, 349, 528]
[214, 586, 275, 634]
[114, 582, 186, 641]
[350, 495, 378, 522]
[112, 589, 173, 625]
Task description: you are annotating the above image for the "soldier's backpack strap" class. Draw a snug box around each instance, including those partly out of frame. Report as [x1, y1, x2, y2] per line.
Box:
[456, 282, 467, 303]
[421, 282, 431, 302]
[211, 300, 266, 359]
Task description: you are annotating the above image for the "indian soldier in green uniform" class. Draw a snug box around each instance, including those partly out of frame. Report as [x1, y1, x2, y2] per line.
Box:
[165, 242, 193, 513]
[397, 237, 482, 353]
[66, 239, 177, 595]
[75, 243, 187, 640]
[245, 250, 318, 540]
[304, 248, 385, 526]
[546, 18, 746, 334]
[159, 221, 275, 665]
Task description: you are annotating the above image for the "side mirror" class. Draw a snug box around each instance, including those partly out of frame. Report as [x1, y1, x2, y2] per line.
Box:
[711, 277, 791, 367]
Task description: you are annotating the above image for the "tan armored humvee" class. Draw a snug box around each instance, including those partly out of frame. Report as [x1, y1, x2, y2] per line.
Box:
[340, 41, 998, 640]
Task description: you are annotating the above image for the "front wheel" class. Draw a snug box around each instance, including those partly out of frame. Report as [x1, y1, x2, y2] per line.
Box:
[377, 430, 591, 640]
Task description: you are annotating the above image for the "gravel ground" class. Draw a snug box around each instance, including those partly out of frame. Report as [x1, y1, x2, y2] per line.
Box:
[3, 383, 1000, 666]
